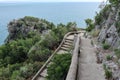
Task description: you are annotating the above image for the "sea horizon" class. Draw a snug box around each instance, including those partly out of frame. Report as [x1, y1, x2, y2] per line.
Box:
[0, 2, 100, 45]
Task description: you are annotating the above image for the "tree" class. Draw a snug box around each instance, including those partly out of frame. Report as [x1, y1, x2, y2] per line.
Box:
[53, 25, 68, 41]
[85, 19, 93, 26]
[66, 22, 77, 31]
[85, 18, 94, 32]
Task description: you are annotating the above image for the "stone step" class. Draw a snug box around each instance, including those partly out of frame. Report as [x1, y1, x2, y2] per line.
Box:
[66, 38, 74, 41]
[62, 44, 71, 48]
[64, 42, 73, 46]
[37, 76, 46, 80]
[66, 35, 74, 40]
[65, 40, 73, 43]
[57, 50, 68, 54]
[60, 47, 69, 51]
[64, 41, 73, 45]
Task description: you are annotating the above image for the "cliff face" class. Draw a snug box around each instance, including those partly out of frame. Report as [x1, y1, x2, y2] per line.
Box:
[95, 3, 120, 48]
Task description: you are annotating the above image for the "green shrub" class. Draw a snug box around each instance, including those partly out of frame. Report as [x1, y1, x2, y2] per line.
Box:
[47, 53, 71, 80]
[102, 43, 110, 50]
[32, 61, 44, 73]
[114, 49, 120, 59]
[85, 18, 94, 32]
[20, 63, 33, 79]
[95, 13, 103, 25]
[105, 69, 112, 79]
[104, 63, 112, 79]
[106, 55, 112, 61]
[11, 70, 24, 80]
[28, 48, 51, 62]
[24, 16, 39, 22]
[0, 67, 11, 79]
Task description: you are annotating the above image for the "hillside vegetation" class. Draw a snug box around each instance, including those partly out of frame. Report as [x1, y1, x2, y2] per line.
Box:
[0, 16, 76, 80]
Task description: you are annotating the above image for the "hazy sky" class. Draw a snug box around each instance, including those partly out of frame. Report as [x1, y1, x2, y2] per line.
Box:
[0, 0, 106, 2]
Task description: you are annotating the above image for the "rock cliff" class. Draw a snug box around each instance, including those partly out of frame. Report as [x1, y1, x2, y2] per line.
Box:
[95, 2, 120, 48]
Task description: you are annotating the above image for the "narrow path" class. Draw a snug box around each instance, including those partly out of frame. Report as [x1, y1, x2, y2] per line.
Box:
[78, 36, 106, 80]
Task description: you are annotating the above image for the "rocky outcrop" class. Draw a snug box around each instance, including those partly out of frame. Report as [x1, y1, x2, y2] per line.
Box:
[6, 16, 55, 42]
[96, 4, 120, 48]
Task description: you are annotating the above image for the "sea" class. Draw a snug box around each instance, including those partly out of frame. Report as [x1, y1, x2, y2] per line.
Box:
[0, 2, 100, 45]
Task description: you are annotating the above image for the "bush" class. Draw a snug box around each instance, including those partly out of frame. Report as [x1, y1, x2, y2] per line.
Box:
[104, 63, 112, 79]
[102, 43, 110, 50]
[0, 67, 11, 79]
[95, 13, 103, 25]
[40, 31, 59, 49]
[85, 18, 94, 32]
[24, 16, 39, 22]
[106, 55, 112, 61]
[20, 63, 33, 79]
[28, 48, 51, 62]
[32, 61, 44, 73]
[11, 70, 24, 80]
[114, 49, 120, 59]
[47, 53, 71, 80]
[105, 69, 112, 79]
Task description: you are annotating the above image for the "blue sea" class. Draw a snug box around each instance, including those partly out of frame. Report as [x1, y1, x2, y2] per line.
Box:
[0, 2, 100, 45]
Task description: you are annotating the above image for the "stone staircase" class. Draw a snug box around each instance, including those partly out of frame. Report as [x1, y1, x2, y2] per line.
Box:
[35, 34, 75, 80]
